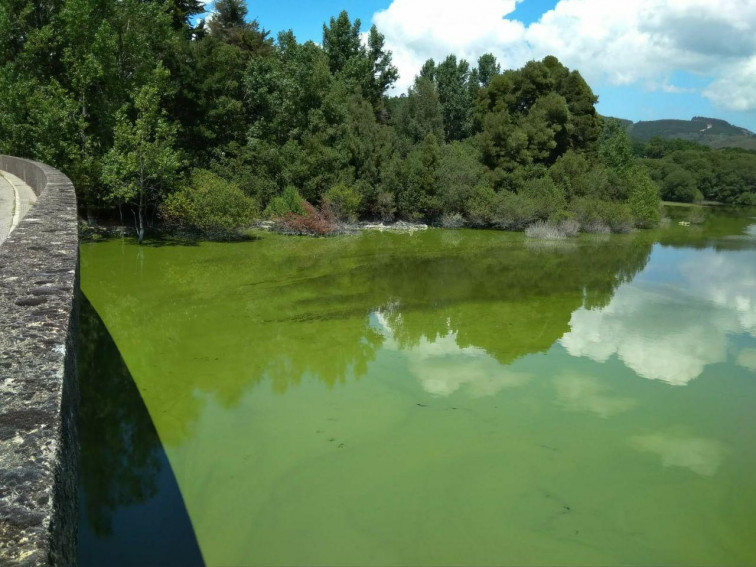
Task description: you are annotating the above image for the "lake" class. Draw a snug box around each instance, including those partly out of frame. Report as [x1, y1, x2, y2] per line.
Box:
[78, 206, 756, 566]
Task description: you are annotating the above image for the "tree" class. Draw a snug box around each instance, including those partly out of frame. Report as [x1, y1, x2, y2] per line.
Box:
[102, 65, 183, 243]
[322, 11, 362, 75]
[364, 25, 398, 111]
[434, 55, 472, 141]
[322, 12, 397, 111]
[396, 76, 444, 145]
[477, 53, 500, 87]
[161, 0, 204, 32]
[208, 0, 272, 53]
[601, 118, 634, 172]
[627, 169, 660, 227]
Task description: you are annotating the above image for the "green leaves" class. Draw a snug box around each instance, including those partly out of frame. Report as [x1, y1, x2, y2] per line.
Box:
[102, 65, 182, 213]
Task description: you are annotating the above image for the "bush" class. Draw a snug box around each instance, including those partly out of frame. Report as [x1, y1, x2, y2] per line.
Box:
[493, 191, 539, 230]
[323, 183, 362, 222]
[570, 197, 633, 233]
[264, 186, 305, 218]
[160, 170, 259, 237]
[441, 212, 465, 229]
[525, 221, 567, 240]
[464, 185, 498, 226]
[661, 167, 698, 203]
[375, 191, 396, 222]
[627, 171, 661, 228]
[604, 202, 634, 233]
[275, 201, 339, 236]
[437, 141, 487, 213]
[520, 176, 567, 220]
[558, 218, 580, 237]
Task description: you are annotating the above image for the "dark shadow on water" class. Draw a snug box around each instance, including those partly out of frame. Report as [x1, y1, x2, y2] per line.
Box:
[82, 232, 262, 247]
[77, 295, 205, 567]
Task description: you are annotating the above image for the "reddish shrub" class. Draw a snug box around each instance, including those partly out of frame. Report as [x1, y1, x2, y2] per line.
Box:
[276, 201, 340, 236]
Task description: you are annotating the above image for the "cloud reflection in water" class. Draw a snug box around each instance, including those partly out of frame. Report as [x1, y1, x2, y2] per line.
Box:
[631, 433, 726, 476]
[561, 248, 756, 385]
[373, 311, 531, 397]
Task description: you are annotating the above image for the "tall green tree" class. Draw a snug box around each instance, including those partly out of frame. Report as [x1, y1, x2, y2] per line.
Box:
[395, 76, 444, 145]
[102, 66, 183, 243]
[434, 55, 472, 141]
[322, 11, 397, 112]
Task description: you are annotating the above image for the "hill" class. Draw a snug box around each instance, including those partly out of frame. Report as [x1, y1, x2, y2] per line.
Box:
[610, 116, 756, 150]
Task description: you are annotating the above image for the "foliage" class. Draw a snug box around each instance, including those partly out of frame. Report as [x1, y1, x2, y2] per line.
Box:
[101, 66, 183, 243]
[525, 221, 567, 240]
[160, 169, 258, 237]
[264, 185, 305, 218]
[626, 169, 661, 227]
[275, 201, 339, 236]
[625, 117, 756, 150]
[323, 183, 362, 221]
[639, 138, 756, 205]
[465, 185, 498, 227]
[0, 2, 673, 233]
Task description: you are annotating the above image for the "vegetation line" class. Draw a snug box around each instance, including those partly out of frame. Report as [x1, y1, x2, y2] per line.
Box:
[1, 1, 753, 241]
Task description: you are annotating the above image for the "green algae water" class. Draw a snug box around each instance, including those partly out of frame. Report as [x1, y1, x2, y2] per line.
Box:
[79, 208, 756, 566]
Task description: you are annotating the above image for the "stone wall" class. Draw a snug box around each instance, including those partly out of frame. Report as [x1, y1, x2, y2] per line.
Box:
[0, 157, 79, 566]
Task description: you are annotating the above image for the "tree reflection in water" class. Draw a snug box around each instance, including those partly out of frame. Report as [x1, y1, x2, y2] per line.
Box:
[77, 295, 204, 567]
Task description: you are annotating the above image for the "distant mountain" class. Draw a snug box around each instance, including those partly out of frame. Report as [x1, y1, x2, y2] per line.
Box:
[608, 116, 756, 151]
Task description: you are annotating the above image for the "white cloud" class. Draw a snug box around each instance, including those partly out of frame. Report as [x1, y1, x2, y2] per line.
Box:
[373, 0, 756, 111]
[560, 248, 756, 386]
[373, 310, 531, 397]
[560, 286, 730, 385]
[703, 57, 756, 112]
[631, 433, 726, 476]
[554, 373, 636, 418]
[679, 249, 756, 336]
[373, 0, 528, 91]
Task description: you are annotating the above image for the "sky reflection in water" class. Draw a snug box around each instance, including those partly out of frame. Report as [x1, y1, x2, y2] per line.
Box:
[79, 209, 756, 566]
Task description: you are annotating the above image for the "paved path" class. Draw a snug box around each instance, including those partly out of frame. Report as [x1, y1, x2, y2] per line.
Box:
[0, 170, 37, 246]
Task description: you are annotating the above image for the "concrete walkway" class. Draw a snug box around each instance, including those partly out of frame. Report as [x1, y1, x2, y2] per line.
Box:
[0, 170, 37, 246]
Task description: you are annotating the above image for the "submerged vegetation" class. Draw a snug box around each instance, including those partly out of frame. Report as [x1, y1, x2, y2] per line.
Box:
[1, 0, 750, 239]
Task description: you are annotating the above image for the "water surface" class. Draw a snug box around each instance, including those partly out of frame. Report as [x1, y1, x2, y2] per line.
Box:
[79, 207, 756, 566]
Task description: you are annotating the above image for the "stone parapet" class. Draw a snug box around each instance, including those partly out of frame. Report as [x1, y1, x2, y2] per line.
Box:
[0, 156, 79, 566]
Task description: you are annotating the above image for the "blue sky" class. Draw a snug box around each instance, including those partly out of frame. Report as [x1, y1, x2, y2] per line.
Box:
[232, 0, 756, 131]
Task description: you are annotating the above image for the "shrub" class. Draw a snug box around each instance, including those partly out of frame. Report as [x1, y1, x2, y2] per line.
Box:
[520, 176, 567, 220]
[160, 170, 259, 237]
[736, 192, 756, 206]
[441, 212, 465, 229]
[525, 221, 567, 240]
[375, 191, 396, 222]
[437, 141, 487, 213]
[549, 150, 591, 199]
[661, 167, 698, 203]
[582, 220, 611, 234]
[570, 197, 632, 233]
[275, 201, 339, 236]
[627, 170, 661, 228]
[464, 185, 498, 226]
[558, 218, 580, 237]
[264, 186, 305, 218]
[493, 191, 539, 230]
[323, 183, 362, 222]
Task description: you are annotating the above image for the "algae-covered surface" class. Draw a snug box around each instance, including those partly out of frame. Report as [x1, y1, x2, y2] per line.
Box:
[79, 209, 756, 566]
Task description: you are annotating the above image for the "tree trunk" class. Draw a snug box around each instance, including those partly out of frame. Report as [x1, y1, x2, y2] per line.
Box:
[137, 206, 145, 244]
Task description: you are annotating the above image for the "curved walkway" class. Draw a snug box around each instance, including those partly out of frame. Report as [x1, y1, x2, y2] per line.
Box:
[0, 170, 37, 246]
